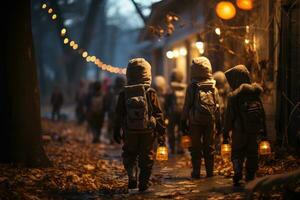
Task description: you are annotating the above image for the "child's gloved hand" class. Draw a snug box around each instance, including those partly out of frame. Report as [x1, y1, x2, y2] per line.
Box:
[113, 131, 122, 144]
[157, 135, 166, 146]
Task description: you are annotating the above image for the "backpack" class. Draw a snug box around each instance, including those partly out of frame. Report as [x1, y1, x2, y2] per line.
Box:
[190, 83, 217, 125]
[124, 84, 153, 132]
[89, 94, 104, 114]
[171, 89, 186, 114]
[238, 95, 264, 134]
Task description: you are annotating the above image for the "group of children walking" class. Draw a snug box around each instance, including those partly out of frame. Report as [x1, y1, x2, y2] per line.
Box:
[110, 56, 268, 191]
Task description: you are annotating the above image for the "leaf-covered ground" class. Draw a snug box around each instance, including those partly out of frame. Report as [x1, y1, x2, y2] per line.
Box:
[0, 119, 299, 200]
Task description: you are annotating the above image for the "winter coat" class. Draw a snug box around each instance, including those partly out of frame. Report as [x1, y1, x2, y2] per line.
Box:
[181, 57, 221, 133]
[223, 65, 267, 141]
[114, 58, 166, 137]
[114, 87, 166, 136]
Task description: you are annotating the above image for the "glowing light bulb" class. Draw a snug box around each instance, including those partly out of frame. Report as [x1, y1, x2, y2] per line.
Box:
[91, 56, 96, 62]
[52, 14, 57, 20]
[246, 25, 250, 33]
[82, 51, 88, 58]
[48, 8, 53, 14]
[42, 4, 47, 9]
[69, 41, 75, 47]
[166, 51, 174, 59]
[245, 38, 250, 44]
[173, 50, 179, 58]
[61, 28, 67, 36]
[215, 27, 221, 35]
[63, 38, 69, 44]
[72, 44, 78, 50]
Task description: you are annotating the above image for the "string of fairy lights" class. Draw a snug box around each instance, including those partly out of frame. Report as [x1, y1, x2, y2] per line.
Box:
[41, 3, 126, 75]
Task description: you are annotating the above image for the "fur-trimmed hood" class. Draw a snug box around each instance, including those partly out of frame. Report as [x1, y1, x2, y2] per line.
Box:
[229, 83, 263, 98]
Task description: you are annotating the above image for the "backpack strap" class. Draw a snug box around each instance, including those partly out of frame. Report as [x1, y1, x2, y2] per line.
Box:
[145, 87, 155, 117]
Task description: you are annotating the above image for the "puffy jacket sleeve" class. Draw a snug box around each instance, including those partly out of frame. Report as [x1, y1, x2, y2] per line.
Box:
[148, 90, 166, 136]
[181, 84, 194, 121]
[223, 95, 235, 140]
[113, 91, 126, 135]
[214, 88, 222, 134]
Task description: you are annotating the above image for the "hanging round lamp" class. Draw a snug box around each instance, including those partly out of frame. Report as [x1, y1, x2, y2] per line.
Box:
[236, 0, 254, 10]
[216, 1, 236, 20]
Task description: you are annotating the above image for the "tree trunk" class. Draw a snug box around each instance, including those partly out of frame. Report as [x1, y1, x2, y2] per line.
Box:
[1, 0, 51, 167]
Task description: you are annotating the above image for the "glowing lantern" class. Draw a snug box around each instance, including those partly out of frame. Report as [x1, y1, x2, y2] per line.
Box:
[236, 0, 253, 10]
[156, 146, 168, 161]
[181, 135, 191, 149]
[216, 1, 236, 20]
[221, 144, 231, 158]
[259, 141, 271, 155]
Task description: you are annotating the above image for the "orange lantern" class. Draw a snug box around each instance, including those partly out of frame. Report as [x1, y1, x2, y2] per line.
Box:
[181, 135, 192, 149]
[221, 144, 231, 158]
[156, 146, 168, 161]
[236, 0, 254, 10]
[216, 1, 236, 20]
[259, 141, 271, 155]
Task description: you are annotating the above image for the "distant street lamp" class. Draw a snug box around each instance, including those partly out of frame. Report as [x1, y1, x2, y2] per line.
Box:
[216, 1, 236, 20]
[166, 50, 174, 59]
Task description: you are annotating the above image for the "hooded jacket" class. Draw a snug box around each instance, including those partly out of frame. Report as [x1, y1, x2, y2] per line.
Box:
[114, 58, 166, 137]
[181, 57, 221, 132]
[223, 65, 267, 140]
[126, 58, 152, 85]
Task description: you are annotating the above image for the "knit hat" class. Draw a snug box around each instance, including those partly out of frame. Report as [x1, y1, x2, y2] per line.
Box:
[126, 58, 152, 85]
[190, 56, 213, 81]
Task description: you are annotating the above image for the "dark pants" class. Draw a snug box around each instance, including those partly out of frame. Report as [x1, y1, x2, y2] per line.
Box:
[87, 114, 104, 143]
[190, 124, 215, 177]
[231, 133, 258, 181]
[52, 106, 61, 121]
[167, 113, 182, 153]
[122, 132, 155, 187]
[75, 105, 85, 124]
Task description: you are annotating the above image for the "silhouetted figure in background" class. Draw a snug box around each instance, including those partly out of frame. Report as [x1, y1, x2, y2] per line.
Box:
[50, 86, 64, 121]
[153, 76, 167, 112]
[75, 80, 87, 124]
[105, 76, 126, 144]
[86, 81, 105, 143]
[165, 69, 186, 154]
